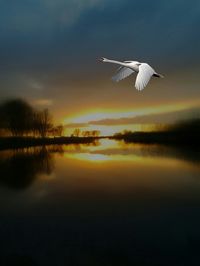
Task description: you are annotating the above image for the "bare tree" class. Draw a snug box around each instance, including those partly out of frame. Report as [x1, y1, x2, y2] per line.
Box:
[56, 125, 64, 137]
[48, 125, 64, 137]
[82, 130, 100, 137]
[91, 130, 100, 137]
[82, 130, 90, 137]
[34, 109, 53, 138]
[72, 128, 81, 137]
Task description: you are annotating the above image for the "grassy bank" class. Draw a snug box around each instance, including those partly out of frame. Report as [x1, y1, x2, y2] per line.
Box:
[112, 131, 200, 145]
[0, 136, 97, 150]
[111, 119, 200, 146]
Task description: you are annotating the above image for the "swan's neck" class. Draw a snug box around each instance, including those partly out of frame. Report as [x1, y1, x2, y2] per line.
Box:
[105, 59, 126, 67]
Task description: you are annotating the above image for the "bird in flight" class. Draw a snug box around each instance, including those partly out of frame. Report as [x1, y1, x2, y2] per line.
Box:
[99, 57, 164, 91]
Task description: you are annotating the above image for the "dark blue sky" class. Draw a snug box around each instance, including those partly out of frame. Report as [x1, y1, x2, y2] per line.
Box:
[0, 0, 200, 121]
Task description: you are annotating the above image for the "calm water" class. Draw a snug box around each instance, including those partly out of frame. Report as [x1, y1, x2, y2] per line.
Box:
[0, 139, 200, 266]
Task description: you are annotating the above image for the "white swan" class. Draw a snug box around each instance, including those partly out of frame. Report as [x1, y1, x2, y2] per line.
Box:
[99, 57, 164, 91]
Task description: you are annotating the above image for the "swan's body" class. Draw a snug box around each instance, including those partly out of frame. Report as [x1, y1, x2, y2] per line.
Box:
[99, 57, 163, 91]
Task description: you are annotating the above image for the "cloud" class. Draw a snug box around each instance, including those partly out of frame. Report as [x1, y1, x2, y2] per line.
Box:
[0, 0, 200, 121]
[90, 108, 200, 125]
[65, 107, 200, 127]
[64, 122, 89, 128]
[33, 99, 53, 107]
[29, 79, 44, 91]
[40, 0, 107, 29]
[0, 0, 107, 32]
[42, 0, 105, 25]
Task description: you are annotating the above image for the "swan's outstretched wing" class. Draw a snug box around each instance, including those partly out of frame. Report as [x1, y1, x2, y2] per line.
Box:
[112, 67, 134, 82]
[135, 63, 155, 91]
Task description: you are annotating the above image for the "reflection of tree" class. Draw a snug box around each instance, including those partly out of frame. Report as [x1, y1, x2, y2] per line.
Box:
[0, 146, 57, 190]
[0, 254, 38, 266]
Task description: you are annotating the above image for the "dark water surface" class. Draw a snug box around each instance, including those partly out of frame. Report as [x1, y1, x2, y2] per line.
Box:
[0, 139, 200, 265]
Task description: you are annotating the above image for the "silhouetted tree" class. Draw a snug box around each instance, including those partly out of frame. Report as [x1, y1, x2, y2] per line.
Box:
[82, 130, 90, 137]
[0, 99, 34, 136]
[82, 130, 100, 137]
[47, 124, 64, 137]
[72, 128, 81, 137]
[91, 130, 100, 137]
[0, 99, 55, 137]
[34, 109, 53, 138]
[55, 125, 64, 136]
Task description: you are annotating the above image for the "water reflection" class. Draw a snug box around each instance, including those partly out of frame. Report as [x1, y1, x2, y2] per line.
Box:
[0, 139, 199, 191]
[63, 138, 200, 166]
[0, 146, 56, 190]
[0, 140, 200, 266]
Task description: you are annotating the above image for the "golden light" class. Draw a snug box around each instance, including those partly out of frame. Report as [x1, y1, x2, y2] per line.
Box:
[64, 139, 191, 168]
[63, 108, 139, 125]
[62, 100, 200, 137]
[63, 101, 198, 124]
[63, 124, 152, 137]
[65, 153, 111, 163]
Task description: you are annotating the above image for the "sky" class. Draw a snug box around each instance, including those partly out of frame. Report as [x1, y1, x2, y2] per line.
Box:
[0, 0, 200, 134]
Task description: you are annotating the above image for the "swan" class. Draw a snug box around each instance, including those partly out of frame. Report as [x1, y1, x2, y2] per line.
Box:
[99, 57, 164, 91]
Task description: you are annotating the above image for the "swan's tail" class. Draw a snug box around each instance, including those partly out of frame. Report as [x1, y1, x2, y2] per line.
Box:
[153, 73, 164, 78]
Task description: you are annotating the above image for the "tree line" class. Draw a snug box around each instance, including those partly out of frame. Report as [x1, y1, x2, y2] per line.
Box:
[71, 128, 100, 137]
[0, 99, 63, 137]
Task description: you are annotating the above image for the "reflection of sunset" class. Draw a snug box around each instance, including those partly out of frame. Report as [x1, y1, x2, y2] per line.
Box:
[65, 153, 111, 163]
[1, 2, 200, 265]
[62, 139, 189, 168]
[64, 152, 186, 167]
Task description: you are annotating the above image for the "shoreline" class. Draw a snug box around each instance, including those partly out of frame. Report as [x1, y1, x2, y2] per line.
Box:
[110, 131, 200, 147]
[0, 130, 200, 151]
[0, 136, 99, 150]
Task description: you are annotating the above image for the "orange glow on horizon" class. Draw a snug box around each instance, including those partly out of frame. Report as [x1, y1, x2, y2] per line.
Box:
[63, 100, 199, 125]
[61, 100, 200, 136]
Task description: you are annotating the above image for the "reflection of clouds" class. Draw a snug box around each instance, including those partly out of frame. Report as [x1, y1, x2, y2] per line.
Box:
[62, 139, 200, 166]
[66, 153, 111, 163]
[0, 140, 199, 194]
[89, 141, 200, 166]
[34, 188, 48, 200]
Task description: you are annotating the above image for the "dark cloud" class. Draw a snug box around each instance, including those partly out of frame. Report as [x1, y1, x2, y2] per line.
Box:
[65, 107, 200, 127]
[65, 123, 89, 128]
[0, 0, 200, 120]
[1, 0, 200, 70]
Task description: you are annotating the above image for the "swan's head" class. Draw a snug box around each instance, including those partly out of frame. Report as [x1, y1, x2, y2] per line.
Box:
[99, 57, 108, 62]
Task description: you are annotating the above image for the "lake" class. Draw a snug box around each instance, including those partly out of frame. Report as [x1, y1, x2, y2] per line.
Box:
[0, 139, 200, 266]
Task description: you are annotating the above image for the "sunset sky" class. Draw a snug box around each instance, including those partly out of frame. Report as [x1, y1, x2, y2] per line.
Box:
[0, 0, 200, 135]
